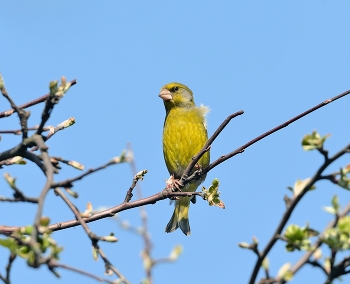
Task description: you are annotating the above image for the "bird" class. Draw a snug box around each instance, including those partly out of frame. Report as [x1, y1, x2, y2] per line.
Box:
[159, 82, 210, 236]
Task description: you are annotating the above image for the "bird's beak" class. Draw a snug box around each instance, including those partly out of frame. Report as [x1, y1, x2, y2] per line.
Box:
[159, 89, 172, 101]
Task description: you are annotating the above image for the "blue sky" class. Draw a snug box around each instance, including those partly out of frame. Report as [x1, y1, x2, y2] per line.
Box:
[1, 1, 350, 283]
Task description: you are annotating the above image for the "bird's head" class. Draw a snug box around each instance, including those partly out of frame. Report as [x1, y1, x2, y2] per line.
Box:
[159, 82, 195, 111]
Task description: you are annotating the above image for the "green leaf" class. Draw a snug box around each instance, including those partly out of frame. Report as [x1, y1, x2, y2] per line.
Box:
[169, 245, 183, 261]
[313, 248, 322, 260]
[202, 178, 225, 208]
[0, 73, 5, 89]
[101, 236, 118, 243]
[262, 257, 269, 270]
[10, 156, 27, 165]
[0, 238, 18, 253]
[4, 173, 16, 189]
[337, 216, 350, 234]
[17, 246, 30, 258]
[284, 225, 304, 242]
[65, 188, 79, 198]
[277, 263, 293, 282]
[322, 218, 350, 251]
[289, 178, 316, 197]
[92, 247, 98, 261]
[283, 224, 317, 251]
[238, 242, 250, 249]
[323, 206, 337, 215]
[338, 168, 350, 190]
[40, 217, 50, 227]
[301, 131, 330, 151]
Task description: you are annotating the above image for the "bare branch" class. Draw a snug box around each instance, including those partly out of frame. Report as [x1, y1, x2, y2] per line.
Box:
[51, 158, 124, 189]
[205, 89, 350, 175]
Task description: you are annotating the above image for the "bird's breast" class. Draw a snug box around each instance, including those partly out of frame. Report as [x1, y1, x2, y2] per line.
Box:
[162, 107, 210, 178]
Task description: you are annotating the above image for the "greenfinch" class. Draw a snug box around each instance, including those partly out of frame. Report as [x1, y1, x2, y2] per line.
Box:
[159, 82, 210, 236]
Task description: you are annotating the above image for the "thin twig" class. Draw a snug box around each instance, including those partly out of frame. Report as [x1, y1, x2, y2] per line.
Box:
[51, 160, 120, 188]
[49, 261, 117, 284]
[0, 126, 51, 135]
[0, 79, 30, 139]
[96, 246, 131, 284]
[54, 188, 94, 237]
[123, 169, 147, 203]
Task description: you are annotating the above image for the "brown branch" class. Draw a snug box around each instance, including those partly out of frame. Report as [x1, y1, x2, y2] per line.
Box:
[51, 159, 123, 188]
[179, 111, 244, 186]
[0, 190, 205, 236]
[123, 169, 148, 203]
[50, 191, 202, 232]
[250, 143, 350, 284]
[0, 79, 77, 119]
[205, 89, 350, 175]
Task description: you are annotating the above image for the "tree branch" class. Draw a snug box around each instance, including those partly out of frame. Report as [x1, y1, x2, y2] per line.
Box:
[205, 89, 350, 175]
[250, 143, 350, 284]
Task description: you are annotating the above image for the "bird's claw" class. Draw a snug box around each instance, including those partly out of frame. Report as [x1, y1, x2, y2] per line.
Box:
[166, 175, 183, 192]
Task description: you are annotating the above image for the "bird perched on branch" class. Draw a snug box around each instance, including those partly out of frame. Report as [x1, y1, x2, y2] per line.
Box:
[159, 82, 210, 236]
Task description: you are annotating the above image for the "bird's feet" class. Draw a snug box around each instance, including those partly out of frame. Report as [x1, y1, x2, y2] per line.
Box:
[165, 175, 183, 200]
[166, 175, 183, 191]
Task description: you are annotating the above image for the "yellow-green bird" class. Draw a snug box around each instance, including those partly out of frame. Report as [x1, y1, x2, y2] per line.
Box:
[159, 82, 210, 236]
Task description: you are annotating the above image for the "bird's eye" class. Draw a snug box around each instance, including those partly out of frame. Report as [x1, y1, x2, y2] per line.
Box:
[173, 86, 179, 91]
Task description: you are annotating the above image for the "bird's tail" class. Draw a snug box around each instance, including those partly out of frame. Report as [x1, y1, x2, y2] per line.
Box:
[165, 197, 191, 236]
